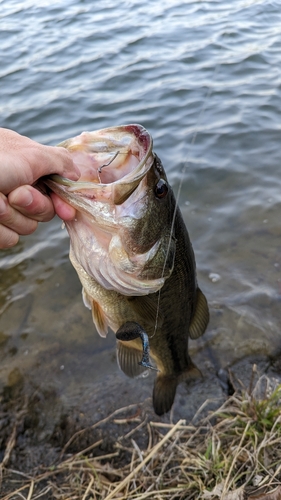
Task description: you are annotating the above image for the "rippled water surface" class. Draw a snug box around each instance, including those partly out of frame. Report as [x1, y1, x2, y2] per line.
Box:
[1, 0, 281, 403]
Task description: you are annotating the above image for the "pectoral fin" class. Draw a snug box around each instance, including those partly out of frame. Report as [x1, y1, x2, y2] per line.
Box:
[127, 295, 164, 327]
[189, 288, 209, 339]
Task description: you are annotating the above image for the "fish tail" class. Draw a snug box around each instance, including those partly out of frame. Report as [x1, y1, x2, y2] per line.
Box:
[152, 374, 178, 416]
[153, 361, 202, 416]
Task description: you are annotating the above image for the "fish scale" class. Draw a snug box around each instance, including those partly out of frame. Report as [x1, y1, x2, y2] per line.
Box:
[45, 124, 209, 415]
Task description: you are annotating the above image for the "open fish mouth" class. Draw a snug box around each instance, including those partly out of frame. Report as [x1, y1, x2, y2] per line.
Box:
[48, 124, 154, 205]
[44, 124, 175, 297]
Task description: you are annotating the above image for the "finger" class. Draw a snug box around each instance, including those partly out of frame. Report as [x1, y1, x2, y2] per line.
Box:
[0, 128, 80, 194]
[33, 145, 81, 181]
[0, 192, 38, 235]
[0, 224, 19, 249]
[51, 192, 77, 221]
[51, 147, 81, 180]
[8, 185, 55, 222]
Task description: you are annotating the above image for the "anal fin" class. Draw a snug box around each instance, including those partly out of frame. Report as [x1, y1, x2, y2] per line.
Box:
[116, 321, 158, 372]
[117, 341, 149, 378]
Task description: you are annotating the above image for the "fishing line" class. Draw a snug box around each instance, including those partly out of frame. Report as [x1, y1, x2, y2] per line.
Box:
[151, 65, 220, 339]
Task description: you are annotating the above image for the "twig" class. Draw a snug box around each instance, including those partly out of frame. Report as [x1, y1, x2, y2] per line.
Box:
[221, 420, 251, 498]
[103, 419, 185, 500]
[1, 422, 17, 469]
[82, 475, 94, 500]
[123, 418, 147, 440]
[26, 480, 34, 500]
[60, 403, 140, 456]
[58, 438, 103, 466]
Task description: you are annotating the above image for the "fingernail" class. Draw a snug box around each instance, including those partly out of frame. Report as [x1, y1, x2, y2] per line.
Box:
[0, 196, 7, 215]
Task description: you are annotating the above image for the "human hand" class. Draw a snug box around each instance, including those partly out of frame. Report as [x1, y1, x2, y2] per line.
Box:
[0, 128, 80, 249]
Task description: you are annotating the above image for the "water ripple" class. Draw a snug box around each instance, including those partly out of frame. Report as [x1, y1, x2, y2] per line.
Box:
[1, 0, 281, 381]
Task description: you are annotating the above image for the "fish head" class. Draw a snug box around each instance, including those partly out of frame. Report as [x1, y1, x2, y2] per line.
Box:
[45, 124, 176, 296]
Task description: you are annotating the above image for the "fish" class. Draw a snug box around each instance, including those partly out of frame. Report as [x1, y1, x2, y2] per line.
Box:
[45, 124, 209, 415]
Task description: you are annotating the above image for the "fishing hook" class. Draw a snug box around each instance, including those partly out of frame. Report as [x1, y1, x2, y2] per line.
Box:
[116, 321, 159, 372]
[98, 150, 120, 174]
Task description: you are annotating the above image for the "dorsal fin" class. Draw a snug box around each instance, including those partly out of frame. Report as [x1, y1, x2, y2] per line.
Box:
[189, 288, 209, 339]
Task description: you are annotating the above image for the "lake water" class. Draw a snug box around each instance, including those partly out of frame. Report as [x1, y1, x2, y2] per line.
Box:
[1, 0, 281, 409]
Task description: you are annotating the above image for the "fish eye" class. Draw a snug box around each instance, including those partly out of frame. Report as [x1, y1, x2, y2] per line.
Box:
[154, 179, 168, 199]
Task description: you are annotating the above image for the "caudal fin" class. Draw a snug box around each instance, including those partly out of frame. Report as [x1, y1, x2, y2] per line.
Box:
[153, 361, 202, 416]
[152, 374, 178, 416]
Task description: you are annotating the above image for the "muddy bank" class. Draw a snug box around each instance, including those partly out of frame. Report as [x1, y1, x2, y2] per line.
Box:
[1, 351, 281, 497]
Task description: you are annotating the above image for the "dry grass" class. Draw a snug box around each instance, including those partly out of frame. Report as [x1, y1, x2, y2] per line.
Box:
[2, 370, 281, 500]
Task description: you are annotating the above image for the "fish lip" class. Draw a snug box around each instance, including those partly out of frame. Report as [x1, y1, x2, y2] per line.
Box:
[48, 174, 76, 186]
[48, 124, 154, 200]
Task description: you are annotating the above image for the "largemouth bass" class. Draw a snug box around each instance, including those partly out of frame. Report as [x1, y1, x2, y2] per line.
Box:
[46, 124, 209, 415]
